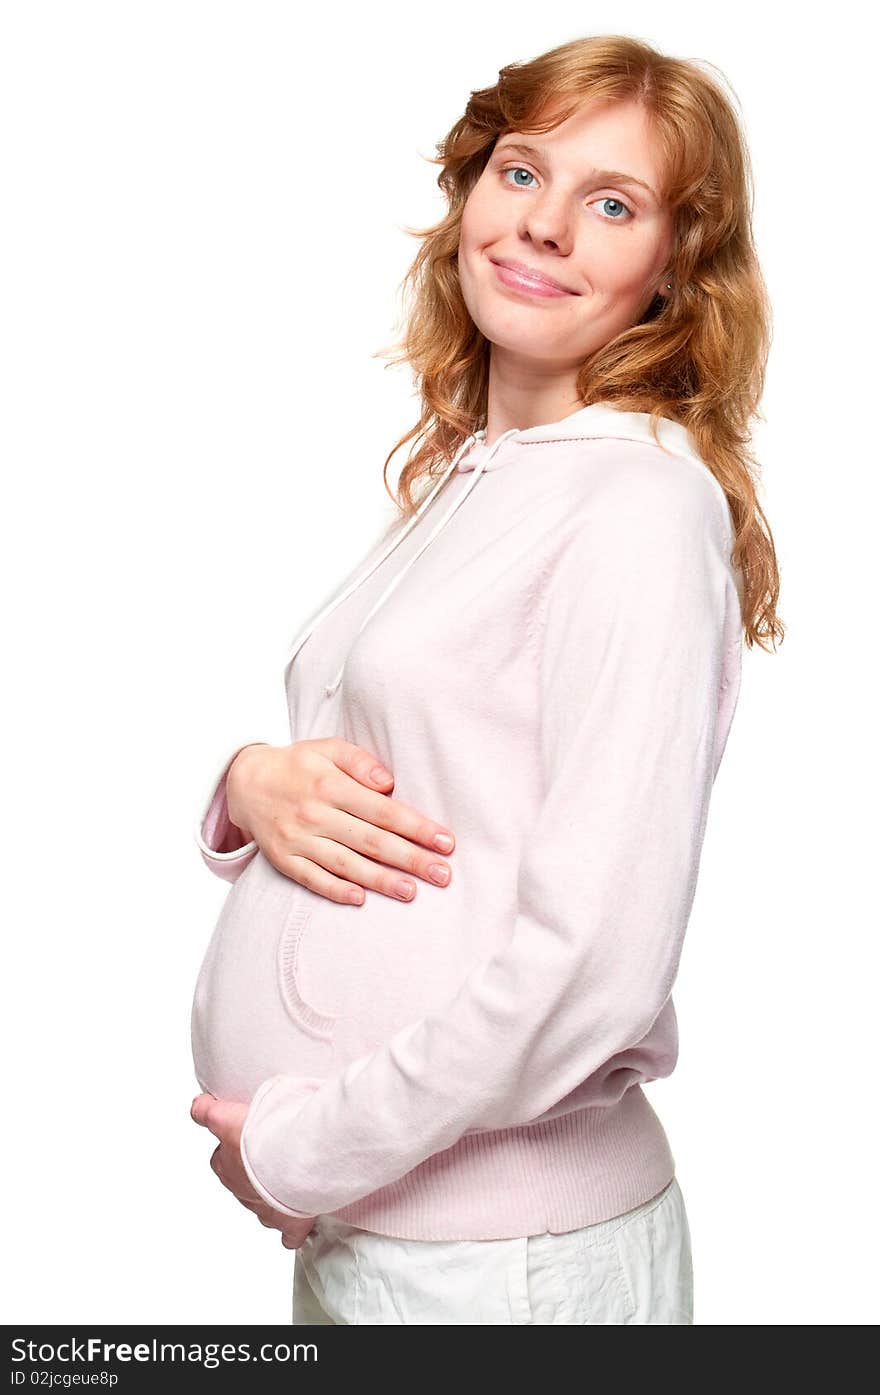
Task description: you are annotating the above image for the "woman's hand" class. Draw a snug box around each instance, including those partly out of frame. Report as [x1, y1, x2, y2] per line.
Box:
[226, 738, 456, 905]
[190, 1093, 317, 1250]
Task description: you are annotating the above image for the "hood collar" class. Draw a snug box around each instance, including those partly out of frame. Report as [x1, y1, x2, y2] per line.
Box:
[457, 401, 703, 473]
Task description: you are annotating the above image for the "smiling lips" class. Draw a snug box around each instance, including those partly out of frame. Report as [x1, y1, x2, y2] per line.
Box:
[490, 257, 579, 298]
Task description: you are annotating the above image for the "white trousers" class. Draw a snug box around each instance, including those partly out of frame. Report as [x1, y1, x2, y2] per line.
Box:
[291, 1176, 693, 1325]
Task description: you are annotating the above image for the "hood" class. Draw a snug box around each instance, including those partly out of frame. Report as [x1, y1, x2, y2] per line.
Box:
[456, 401, 703, 473]
[284, 402, 707, 697]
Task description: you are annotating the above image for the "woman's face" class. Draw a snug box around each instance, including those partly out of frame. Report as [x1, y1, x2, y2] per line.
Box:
[458, 98, 675, 376]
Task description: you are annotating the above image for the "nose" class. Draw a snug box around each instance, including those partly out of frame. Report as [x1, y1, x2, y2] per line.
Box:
[517, 194, 576, 256]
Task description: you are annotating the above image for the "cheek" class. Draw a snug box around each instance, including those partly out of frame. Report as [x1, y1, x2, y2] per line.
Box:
[458, 208, 494, 288]
[583, 234, 660, 291]
[460, 180, 505, 244]
[460, 203, 486, 256]
[458, 207, 475, 253]
[456, 223, 482, 315]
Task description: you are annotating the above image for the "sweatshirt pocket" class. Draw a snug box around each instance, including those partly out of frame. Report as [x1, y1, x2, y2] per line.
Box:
[277, 905, 337, 1043]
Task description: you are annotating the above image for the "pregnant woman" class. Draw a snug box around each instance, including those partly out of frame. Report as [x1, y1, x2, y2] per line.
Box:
[189, 32, 782, 1324]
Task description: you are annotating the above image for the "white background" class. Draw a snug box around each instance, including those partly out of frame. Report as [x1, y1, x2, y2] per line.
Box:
[2, 0, 876, 1326]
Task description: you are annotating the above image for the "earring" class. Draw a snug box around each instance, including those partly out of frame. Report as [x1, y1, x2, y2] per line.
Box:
[666, 282, 672, 289]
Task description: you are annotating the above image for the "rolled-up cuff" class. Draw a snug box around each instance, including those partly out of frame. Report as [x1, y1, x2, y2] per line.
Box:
[193, 743, 264, 883]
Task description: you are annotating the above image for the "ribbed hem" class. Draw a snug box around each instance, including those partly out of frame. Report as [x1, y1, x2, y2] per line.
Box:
[326, 1085, 675, 1241]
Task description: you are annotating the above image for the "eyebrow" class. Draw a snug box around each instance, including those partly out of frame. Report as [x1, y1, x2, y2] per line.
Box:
[493, 140, 659, 202]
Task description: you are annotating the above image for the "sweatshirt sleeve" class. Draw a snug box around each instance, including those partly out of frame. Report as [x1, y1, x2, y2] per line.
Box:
[193, 743, 265, 883]
[238, 461, 743, 1219]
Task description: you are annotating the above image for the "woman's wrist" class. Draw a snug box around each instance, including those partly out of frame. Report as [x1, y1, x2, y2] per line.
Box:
[226, 742, 270, 841]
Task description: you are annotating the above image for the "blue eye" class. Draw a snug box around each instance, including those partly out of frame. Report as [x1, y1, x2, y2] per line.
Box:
[501, 166, 537, 189]
[499, 167, 634, 222]
[593, 197, 633, 222]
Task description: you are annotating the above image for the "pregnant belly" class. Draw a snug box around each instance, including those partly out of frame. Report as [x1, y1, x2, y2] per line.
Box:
[191, 848, 478, 1104]
[190, 853, 338, 1102]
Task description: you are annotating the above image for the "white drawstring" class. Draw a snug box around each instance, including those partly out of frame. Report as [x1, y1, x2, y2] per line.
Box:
[280, 436, 476, 680]
[278, 430, 511, 692]
[322, 427, 520, 697]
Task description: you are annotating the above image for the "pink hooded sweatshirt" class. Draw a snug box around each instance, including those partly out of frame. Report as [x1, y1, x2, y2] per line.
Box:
[191, 401, 745, 1242]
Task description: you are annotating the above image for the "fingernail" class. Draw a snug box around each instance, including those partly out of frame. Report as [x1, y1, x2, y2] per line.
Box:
[433, 831, 453, 852]
[371, 765, 392, 783]
[428, 864, 450, 886]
